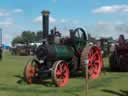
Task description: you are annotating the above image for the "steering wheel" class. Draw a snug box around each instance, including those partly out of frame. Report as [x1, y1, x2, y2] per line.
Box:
[73, 27, 88, 51]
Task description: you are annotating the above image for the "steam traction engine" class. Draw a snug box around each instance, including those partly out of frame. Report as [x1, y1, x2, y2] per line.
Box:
[109, 35, 128, 71]
[24, 10, 103, 87]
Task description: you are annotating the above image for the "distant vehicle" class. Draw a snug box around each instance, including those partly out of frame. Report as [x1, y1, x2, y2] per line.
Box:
[11, 43, 37, 56]
[96, 37, 115, 57]
[10, 44, 30, 56]
[109, 34, 128, 71]
[96, 38, 110, 57]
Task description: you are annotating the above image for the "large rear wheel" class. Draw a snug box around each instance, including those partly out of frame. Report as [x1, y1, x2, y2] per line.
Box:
[81, 45, 103, 79]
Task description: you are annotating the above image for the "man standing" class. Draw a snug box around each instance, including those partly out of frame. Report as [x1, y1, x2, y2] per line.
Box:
[0, 29, 2, 60]
[0, 46, 2, 60]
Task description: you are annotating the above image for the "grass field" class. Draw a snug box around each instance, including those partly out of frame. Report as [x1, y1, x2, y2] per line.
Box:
[0, 51, 128, 96]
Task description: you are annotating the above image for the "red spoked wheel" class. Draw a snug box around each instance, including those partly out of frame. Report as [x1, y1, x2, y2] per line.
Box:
[51, 60, 69, 87]
[81, 45, 103, 79]
[24, 59, 38, 84]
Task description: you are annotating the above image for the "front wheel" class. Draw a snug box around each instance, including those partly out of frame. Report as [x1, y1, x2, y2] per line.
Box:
[24, 59, 39, 84]
[51, 60, 69, 87]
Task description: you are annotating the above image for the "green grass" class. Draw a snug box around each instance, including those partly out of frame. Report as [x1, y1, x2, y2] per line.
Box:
[0, 51, 128, 96]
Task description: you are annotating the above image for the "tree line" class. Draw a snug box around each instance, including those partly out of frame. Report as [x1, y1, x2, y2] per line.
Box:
[12, 31, 43, 45]
[12, 30, 114, 46]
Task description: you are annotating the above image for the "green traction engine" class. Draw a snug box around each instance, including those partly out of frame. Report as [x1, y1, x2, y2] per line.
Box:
[24, 10, 103, 87]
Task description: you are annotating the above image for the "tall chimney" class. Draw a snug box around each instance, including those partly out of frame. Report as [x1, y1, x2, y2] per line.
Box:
[41, 10, 50, 39]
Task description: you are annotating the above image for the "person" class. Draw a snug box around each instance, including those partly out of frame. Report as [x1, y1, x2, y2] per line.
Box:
[118, 34, 125, 46]
[54, 31, 61, 44]
[0, 46, 2, 60]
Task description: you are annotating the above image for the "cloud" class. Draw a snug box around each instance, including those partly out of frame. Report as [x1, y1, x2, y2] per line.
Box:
[91, 20, 128, 39]
[0, 8, 24, 16]
[3, 34, 11, 44]
[0, 8, 24, 17]
[0, 17, 14, 27]
[96, 21, 123, 31]
[33, 16, 56, 24]
[96, 21, 112, 28]
[115, 23, 128, 33]
[95, 21, 114, 35]
[12, 9, 24, 13]
[60, 19, 67, 23]
[0, 21, 13, 26]
[71, 20, 80, 25]
[93, 5, 128, 14]
[2, 24, 26, 45]
[50, 16, 56, 24]
[33, 15, 80, 28]
[0, 9, 9, 16]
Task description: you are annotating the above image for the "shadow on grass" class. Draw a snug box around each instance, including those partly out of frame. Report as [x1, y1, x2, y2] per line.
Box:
[0, 83, 83, 96]
[12, 75, 84, 96]
[14, 75, 25, 84]
[102, 67, 124, 75]
[14, 75, 55, 87]
[0, 83, 57, 94]
[103, 66, 111, 72]
[102, 89, 128, 96]
[14, 71, 86, 87]
[102, 66, 127, 73]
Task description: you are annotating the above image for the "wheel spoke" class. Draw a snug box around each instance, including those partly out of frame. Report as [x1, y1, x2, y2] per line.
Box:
[56, 70, 61, 76]
[92, 51, 99, 60]
[95, 60, 100, 65]
[93, 65, 98, 74]
[59, 64, 63, 73]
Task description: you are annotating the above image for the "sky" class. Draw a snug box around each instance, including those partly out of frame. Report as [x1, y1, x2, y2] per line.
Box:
[0, 0, 128, 45]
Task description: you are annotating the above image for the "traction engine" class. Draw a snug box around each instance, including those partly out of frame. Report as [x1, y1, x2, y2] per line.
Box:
[24, 10, 103, 87]
[109, 35, 128, 71]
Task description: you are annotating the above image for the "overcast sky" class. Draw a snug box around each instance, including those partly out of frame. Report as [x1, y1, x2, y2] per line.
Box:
[0, 0, 128, 45]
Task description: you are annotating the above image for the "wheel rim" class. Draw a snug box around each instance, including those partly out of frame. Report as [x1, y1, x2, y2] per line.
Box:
[88, 46, 102, 79]
[24, 61, 36, 84]
[52, 61, 69, 87]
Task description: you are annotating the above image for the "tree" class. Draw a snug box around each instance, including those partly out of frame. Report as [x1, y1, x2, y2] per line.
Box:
[11, 30, 44, 45]
[12, 36, 24, 46]
[35, 31, 43, 42]
[12, 31, 36, 45]
[22, 31, 36, 43]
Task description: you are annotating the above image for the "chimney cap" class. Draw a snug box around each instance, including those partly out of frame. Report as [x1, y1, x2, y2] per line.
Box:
[41, 10, 50, 15]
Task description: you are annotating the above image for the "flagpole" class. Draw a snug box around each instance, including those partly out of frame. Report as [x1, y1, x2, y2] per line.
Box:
[84, 60, 88, 96]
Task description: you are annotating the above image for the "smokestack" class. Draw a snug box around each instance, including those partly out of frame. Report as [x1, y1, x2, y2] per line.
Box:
[41, 10, 50, 39]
